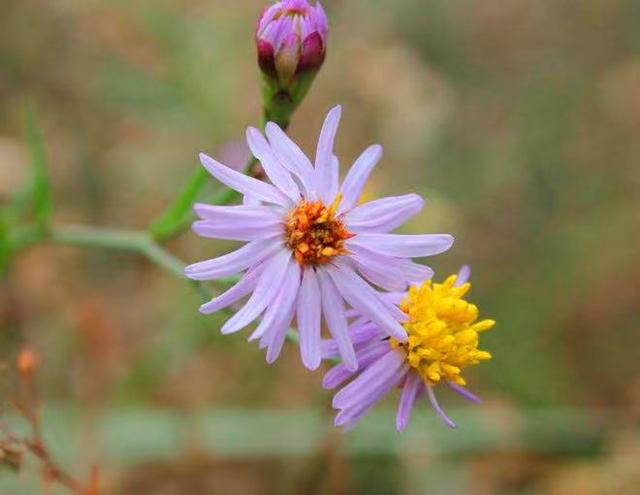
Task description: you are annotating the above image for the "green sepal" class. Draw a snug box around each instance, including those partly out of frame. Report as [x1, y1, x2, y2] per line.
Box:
[261, 70, 319, 130]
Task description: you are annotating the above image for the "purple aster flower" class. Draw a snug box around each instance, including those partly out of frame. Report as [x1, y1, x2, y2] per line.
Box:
[323, 266, 495, 431]
[185, 105, 453, 371]
[256, 0, 328, 86]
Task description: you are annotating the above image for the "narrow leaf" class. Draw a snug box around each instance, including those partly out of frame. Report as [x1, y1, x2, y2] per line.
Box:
[24, 104, 52, 231]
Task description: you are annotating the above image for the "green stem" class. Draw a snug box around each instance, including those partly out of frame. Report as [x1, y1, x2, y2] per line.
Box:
[49, 225, 214, 301]
[51, 226, 184, 279]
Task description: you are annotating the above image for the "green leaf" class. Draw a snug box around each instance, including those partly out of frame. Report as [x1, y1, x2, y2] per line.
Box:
[24, 104, 52, 232]
[149, 156, 256, 242]
[0, 212, 11, 274]
[148, 166, 209, 241]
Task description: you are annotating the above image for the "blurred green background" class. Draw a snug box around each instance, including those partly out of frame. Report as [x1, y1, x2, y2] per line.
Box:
[1, 0, 639, 493]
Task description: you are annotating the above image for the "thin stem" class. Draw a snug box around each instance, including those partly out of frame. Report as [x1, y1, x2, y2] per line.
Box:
[50, 225, 146, 252]
[49, 225, 214, 301]
[138, 238, 187, 279]
[50, 225, 185, 278]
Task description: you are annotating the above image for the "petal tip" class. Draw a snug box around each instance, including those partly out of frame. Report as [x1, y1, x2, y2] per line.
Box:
[198, 152, 212, 164]
[198, 304, 212, 315]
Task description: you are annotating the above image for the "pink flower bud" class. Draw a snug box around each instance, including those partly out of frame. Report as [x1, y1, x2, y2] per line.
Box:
[256, 1, 328, 121]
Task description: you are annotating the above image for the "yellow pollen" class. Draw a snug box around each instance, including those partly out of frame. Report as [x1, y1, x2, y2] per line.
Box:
[390, 274, 495, 387]
[285, 194, 353, 266]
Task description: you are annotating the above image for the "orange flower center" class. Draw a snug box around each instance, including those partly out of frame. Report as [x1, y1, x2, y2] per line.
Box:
[285, 194, 353, 266]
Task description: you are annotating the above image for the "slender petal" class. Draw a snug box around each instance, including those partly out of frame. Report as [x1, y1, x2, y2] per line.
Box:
[328, 155, 339, 201]
[455, 265, 471, 286]
[192, 221, 282, 241]
[396, 373, 421, 432]
[350, 233, 454, 258]
[297, 268, 322, 370]
[327, 262, 408, 342]
[426, 385, 456, 429]
[246, 127, 300, 201]
[333, 349, 406, 408]
[381, 291, 406, 306]
[220, 250, 292, 334]
[448, 382, 481, 403]
[320, 321, 379, 359]
[199, 263, 266, 314]
[315, 105, 342, 201]
[242, 194, 262, 206]
[339, 144, 383, 213]
[248, 257, 298, 342]
[248, 261, 300, 364]
[345, 194, 424, 233]
[199, 152, 290, 206]
[317, 269, 358, 371]
[350, 244, 433, 291]
[264, 263, 301, 360]
[322, 341, 389, 389]
[193, 203, 281, 222]
[265, 122, 315, 196]
[184, 239, 280, 281]
[335, 362, 409, 428]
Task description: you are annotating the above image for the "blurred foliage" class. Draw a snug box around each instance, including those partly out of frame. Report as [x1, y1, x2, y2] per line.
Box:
[1, 0, 640, 493]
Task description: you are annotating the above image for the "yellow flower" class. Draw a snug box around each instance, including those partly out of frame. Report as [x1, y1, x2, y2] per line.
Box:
[391, 273, 495, 387]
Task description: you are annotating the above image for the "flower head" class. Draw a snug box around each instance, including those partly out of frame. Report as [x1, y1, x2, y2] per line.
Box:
[256, 1, 328, 126]
[185, 105, 453, 372]
[323, 266, 495, 431]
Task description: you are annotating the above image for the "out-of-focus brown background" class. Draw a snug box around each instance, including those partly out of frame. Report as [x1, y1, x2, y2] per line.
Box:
[1, 0, 639, 493]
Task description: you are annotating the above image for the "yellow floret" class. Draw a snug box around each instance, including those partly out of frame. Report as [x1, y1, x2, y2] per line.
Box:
[390, 274, 494, 386]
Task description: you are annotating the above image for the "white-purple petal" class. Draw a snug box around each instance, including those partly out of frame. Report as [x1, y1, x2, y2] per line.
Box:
[345, 194, 424, 233]
[315, 105, 341, 202]
[328, 155, 339, 201]
[426, 385, 456, 429]
[220, 250, 292, 334]
[339, 144, 383, 213]
[396, 372, 421, 432]
[193, 204, 281, 222]
[448, 382, 481, 403]
[349, 233, 454, 258]
[350, 244, 433, 292]
[265, 264, 301, 361]
[192, 221, 282, 242]
[184, 239, 280, 281]
[199, 152, 290, 206]
[296, 267, 322, 370]
[264, 122, 316, 197]
[326, 262, 408, 342]
[247, 260, 300, 362]
[317, 269, 358, 372]
[455, 265, 471, 286]
[322, 341, 389, 389]
[199, 263, 266, 315]
[332, 348, 406, 409]
[320, 321, 380, 359]
[246, 127, 300, 202]
[335, 356, 409, 427]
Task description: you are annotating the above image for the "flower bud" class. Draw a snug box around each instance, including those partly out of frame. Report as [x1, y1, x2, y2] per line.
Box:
[256, 0, 328, 127]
